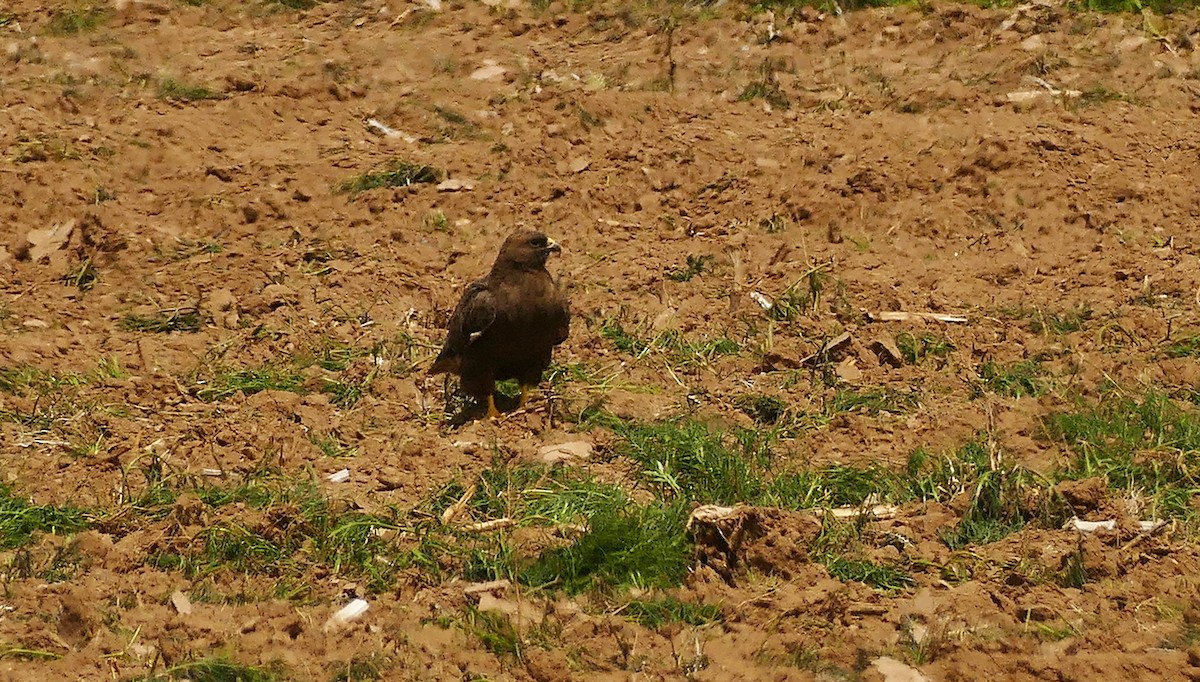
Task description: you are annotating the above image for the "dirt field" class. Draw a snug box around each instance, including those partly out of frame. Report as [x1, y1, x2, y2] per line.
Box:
[3, 0, 1200, 679]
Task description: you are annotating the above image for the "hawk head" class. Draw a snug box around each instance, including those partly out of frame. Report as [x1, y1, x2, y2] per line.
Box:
[495, 229, 562, 270]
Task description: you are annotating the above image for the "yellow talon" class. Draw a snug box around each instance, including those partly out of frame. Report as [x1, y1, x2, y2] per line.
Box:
[486, 394, 501, 420]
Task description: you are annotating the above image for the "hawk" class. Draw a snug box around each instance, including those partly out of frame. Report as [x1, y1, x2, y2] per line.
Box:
[429, 230, 570, 419]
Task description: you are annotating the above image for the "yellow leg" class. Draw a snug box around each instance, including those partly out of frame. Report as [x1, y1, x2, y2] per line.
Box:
[486, 394, 501, 419]
[518, 385, 532, 409]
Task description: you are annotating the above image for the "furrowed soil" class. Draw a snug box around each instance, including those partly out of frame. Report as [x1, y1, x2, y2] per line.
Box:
[3, 0, 1200, 680]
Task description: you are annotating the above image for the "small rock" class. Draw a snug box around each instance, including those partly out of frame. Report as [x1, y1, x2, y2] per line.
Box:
[536, 441, 592, 465]
[22, 319, 50, 329]
[477, 593, 543, 626]
[324, 599, 369, 631]
[870, 338, 905, 368]
[870, 656, 930, 682]
[225, 75, 257, 92]
[470, 62, 507, 81]
[835, 357, 862, 384]
[1117, 35, 1150, 52]
[205, 166, 234, 182]
[1020, 34, 1045, 51]
[437, 178, 475, 192]
[170, 591, 193, 616]
[568, 156, 591, 173]
[260, 283, 297, 310]
[25, 220, 75, 263]
[205, 288, 239, 329]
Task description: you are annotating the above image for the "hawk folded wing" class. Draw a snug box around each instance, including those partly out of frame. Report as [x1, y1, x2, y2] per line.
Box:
[429, 281, 496, 375]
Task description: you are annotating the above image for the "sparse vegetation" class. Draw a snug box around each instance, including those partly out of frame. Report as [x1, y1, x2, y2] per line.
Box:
[336, 160, 442, 194]
[138, 657, 285, 682]
[735, 394, 789, 425]
[158, 78, 224, 102]
[1076, 85, 1136, 107]
[0, 485, 90, 550]
[620, 596, 723, 628]
[895, 332, 954, 366]
[765, 268, 831, 321]
[119, 307, 204, 333]
[272, 0, 318, 9]
[329, 655, 391, 682]
[148, 478, 409, 593]
[1029, 304, 1093, 335]
[1048, 391, 1200, 520]
[739, 59, 789, 109]
[194, 364, 305, 401]
[46, 6, 109, 35]
[975, 359, 1047, 398]
[61, 258, 97, 292]
[1162, 335, 1200, 359]
[665, 254, 713, 282]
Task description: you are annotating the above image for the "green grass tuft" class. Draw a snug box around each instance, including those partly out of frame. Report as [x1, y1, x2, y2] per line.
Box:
[458, 606, 524, 660]
[666, 255, 713, 283]
[1162, 335, 1200, 359]
[61, 258, 98, 292]
[195, 365, 305, 401]
[0, 485, 90, 550]
[621, 596, 723, 628]
[1076, 85, 1136, 107]
[335, 160, 442, 194]
[599, 321, 739, 368]
[138, 656, 285, 682]
[46, 6, 109, 35]
[0, 366, 87, 395]
[148, 480, 407, 593]
[1029, 304, 1093, 335]
[895, 332, 954, 366]
[738, 59, 790, 109]
[735, 394, 789, 425]
[1067, 0, 1194, 11]
[521, 501, 691, 593]
[976, 359, 1047, 398]
[119, 308, 204, 333]
[601, 320, 649, 355]
[829, 386, 919, 416]
[329, 654, 390, 682]
[820, 556, 913, 592]
[610, 417, 773, 504]
[1047, 392, 1200, 520]
[158, 78, 224, 102]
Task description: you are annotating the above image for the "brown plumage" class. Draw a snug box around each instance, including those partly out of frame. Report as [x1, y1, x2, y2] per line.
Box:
[429, 229, 570, 418]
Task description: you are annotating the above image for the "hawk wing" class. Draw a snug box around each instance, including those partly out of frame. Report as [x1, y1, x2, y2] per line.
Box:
[552, 290, 570, 346]
[428, 280, 497, 375]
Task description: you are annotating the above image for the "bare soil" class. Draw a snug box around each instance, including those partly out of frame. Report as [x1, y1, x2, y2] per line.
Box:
[3, 0, 1200, 679]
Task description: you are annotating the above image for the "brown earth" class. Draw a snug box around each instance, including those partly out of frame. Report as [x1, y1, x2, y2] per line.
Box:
[3, 0, 1200, 679]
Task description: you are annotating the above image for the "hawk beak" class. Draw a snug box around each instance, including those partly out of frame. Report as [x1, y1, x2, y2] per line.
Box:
[545, 238, 562, 253]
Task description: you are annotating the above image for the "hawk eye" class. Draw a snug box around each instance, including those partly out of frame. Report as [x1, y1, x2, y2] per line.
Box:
[529, 236, 547, 247]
